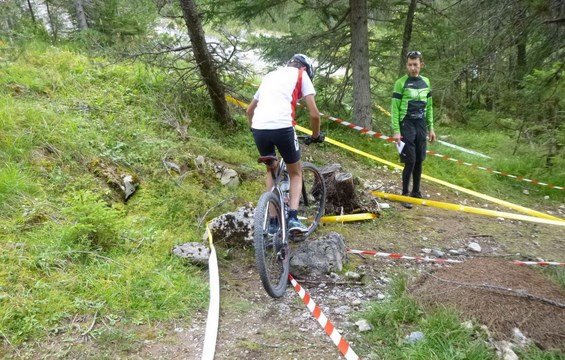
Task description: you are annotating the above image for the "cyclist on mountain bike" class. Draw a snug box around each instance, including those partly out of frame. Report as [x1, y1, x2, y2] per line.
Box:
[246, 54, 323, 233]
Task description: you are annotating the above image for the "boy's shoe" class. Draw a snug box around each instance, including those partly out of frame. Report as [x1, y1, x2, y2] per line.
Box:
[410, 191, 423, 199]
[267, 217, 280, 236]
[401, 193, 413, 209]
[288, 218, 308, 233]
[268, 221, 279, 236]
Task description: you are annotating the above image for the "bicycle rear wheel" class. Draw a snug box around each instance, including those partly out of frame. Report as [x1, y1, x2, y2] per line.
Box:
[253, 191, 289, 298]
[297, 162, 326, 238]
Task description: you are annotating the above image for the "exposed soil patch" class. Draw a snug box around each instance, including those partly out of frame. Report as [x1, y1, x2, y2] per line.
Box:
[410, 257, 565, 350]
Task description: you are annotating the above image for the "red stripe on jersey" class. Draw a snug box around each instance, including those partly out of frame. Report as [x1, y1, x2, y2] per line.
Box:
[291, 69, 303, 122]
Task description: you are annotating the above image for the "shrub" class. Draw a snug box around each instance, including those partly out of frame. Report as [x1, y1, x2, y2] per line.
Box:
[61, 190, 124, 251]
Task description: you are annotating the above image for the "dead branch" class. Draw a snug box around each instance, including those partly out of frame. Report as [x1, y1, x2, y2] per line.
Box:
[428, 273, 565, 309]
[81, 310, 99, 338]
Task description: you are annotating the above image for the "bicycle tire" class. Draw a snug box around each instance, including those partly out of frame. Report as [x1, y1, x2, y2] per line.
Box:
[253, 191, 289, 298]
[297, 162, 326, 238]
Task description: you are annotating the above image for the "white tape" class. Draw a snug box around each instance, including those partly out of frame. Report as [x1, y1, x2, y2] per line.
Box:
[201, 225, 220, 360]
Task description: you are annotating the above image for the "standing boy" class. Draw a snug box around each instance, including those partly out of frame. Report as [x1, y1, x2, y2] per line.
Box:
[391, 51, 436, 209]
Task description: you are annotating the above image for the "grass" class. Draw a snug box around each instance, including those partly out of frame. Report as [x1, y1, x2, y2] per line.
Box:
[0, 39, 563, 357]
[543, 267, 565, 288]
[0, 41, 259, 345]
[361, 275, 494, 359]
[294, 114, 565, 208]
[361, 275, 564, 359]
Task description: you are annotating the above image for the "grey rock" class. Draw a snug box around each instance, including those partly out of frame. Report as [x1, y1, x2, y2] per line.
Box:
[494, 341, 518, 360]
[195, 155, 205, 166]
[467, 242, 482, 253]
[335, 305, 351, 315]
[290, 232, 346, 276]
[512, 327, 531, 347]
[461, 320, 473, 329]
[204, 204, 254, 245]
[121, 174, 137, 200]
[431, 249, 445, 258]
[163, 160, 181, 174]
[172, 242, 210, 264]
[345, 271, 361, 280]
[406, 331, 425, 344]
[355, 319, 372, 332]
[215, 165, 239, 187]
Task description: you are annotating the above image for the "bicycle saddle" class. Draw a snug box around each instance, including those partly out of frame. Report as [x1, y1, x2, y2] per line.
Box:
[257, 156, 278, 166]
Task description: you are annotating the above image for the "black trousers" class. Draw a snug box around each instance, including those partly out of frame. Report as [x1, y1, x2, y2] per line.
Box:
[399, 119, 427, 195]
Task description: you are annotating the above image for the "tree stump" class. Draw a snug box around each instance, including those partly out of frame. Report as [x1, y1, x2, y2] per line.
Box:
[320, 163, 380, 215]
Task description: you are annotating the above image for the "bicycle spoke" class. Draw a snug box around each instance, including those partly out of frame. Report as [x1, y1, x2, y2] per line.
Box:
[253, 192, 289, 298]
[297, 163, 326, 238]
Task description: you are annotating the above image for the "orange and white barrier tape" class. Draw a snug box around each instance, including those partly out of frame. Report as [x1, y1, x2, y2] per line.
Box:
[289, 275, 360, 360]
[375, 103, 491, 159]
[236, 86, 560, 190]
[323, 113, 563, 191]
[202, 223, 220, 360]
[512, 260, 565, 267]
[226, 94, 563, 221]
[347, 249, 462, 264]
[348, 248, 563, 267]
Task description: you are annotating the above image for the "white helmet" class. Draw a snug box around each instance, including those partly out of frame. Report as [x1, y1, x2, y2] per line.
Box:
[289, 54, 315, 80]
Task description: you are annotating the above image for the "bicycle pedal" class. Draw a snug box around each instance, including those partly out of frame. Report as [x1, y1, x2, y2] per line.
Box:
[289, 232, 307, 242]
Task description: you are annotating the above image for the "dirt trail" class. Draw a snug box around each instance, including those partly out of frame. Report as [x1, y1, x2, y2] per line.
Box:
[5, 150, 564, 359]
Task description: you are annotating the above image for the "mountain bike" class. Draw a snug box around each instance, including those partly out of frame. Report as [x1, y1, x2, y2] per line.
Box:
[253, 135, 326, 298]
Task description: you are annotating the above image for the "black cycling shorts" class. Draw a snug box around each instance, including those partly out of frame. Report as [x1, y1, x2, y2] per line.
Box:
[252, 127, 300, 164]
[399, 119, 427, 164]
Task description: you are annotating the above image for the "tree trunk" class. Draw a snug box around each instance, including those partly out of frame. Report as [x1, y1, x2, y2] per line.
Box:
[74, 0, 88, 31]
[45, 0, 58, 41]
[516, 31, 527, 80]
[27, 0, 36, 24]
[349, 0, 372, 129]
[398, 0, 417, 76]
[178, 0, 233, 127]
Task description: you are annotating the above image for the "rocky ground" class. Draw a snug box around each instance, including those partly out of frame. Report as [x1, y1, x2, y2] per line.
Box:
[5, 149, 564, 359]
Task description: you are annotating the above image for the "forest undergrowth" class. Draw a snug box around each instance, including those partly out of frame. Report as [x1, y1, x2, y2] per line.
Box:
[0, 41, 563, 359]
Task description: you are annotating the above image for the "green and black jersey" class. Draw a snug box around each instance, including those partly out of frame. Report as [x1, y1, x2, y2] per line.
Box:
[391, 75, 434, 134]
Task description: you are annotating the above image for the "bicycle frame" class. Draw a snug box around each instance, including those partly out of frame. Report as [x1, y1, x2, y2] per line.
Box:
[266, 158, 289, 245]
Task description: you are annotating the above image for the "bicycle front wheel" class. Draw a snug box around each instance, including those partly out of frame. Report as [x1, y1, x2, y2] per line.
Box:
[253, 191, 289, 298]
[297, 162, 326, 238]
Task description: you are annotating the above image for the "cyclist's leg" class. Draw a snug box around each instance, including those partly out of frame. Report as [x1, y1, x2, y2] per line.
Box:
[286, 161, 302, 210]
[275, 127, 301, 211]
[275, 128, 307, 232]
[252, 129, 278, 192]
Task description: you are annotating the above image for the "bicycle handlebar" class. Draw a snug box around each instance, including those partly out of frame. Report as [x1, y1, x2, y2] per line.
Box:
[298, 132, 325, 145]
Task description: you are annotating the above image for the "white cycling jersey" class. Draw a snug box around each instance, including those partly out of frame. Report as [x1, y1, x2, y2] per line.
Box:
[251, 66, 316, 130]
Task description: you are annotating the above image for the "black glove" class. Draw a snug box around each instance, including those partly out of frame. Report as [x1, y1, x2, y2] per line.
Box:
[304, 133, 325, 145]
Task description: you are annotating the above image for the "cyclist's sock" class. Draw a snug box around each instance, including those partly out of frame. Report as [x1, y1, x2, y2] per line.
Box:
[269, 217, 278, 226]
[288, 209, 298, 220]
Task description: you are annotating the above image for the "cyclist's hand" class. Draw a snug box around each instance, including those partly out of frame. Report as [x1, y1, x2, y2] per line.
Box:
[304, 133, 325, 145]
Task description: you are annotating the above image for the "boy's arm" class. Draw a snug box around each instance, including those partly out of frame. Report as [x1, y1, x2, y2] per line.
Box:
[425, 80, 434, 131]
[303, 94, 320, 138]
[391, 79, 403, 141]
[425, 79, 436, 141]
[246, 99, 258, 128]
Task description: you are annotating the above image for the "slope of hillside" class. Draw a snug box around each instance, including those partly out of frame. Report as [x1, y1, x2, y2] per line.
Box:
[1, 42, 563, 359]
